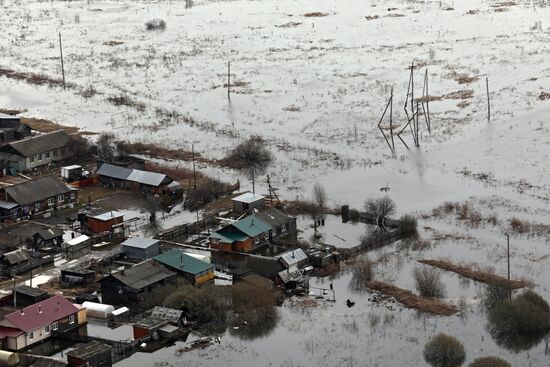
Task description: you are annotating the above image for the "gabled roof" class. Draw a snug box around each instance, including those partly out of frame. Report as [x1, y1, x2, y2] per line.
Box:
[231, 215, 271, 237]
[154, 249, 214, 276]
[232, 192, 265, 204]
[5, 176, 73, 206]
[89, 210, 124, 222]
[0, 201, 18, 210]
[5, 130, 69, 157]
[150, 306, 184, 324]
[278, 248, 308, 268]
[4, 295, 79, 332]
[256, 207, 293, 228]
[3, 248, 29, 265]
[0, 326, 24, 338]
[106, 260, 176, 290]
[121, 237, 159, 249]
[35, 227, 64, 240]
[98, 163, 169, 187]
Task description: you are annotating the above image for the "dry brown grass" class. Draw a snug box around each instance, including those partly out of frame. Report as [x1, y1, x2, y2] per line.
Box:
[367, 281, 458, 315]
[443, 90, 474, 100]
[0, 108, 26, 115]
[448, 72, 479, 85]
[538, 92, 550, 101]
[385, 13, 405, 17]
[365, 15, 380, 20]
[120, 141, 221, 166]
[103, 40, 124, 46]
[106, 94, 146, 112]
[304, 12, 329, 17]
[418, 259, 528, 289]
[20, 117, 80, 134]
[0, 67, 69, 88]
[275, 21, 303, 28]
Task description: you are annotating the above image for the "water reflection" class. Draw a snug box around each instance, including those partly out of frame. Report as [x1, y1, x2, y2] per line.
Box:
[229, 306, 279, 340]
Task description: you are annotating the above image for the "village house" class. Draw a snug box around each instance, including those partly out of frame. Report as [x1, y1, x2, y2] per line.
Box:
[209, 215, 272, 253]
[153, 249, 215, 285]
[0, 176, 78, 221]
[1, 249, 30, 270]
[0, 130, 71, 173]
[121, 237, 160, 261]
[86, 210, 124, 234]
[97, 162, 173, 195]
[14, 286, 49, 308]
[256, 207, 297, 240]
[100, 260, 177, 306]
[0, 295, 86, 351]
[31, 227, 64, 248]
[0, 114, 31, 145]
[277, 248, 308, 270]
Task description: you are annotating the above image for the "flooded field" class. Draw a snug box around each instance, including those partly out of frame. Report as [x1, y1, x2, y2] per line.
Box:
[1, 0, 549, 365]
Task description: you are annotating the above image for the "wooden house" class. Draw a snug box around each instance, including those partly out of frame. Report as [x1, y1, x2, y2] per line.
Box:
[256, 207, 297, 240]
[232, 192, 265, 215]
[209, 215, 271, 253]
[121, 237, 160, 261]
[153, 249, 214, 285]
[97, 163, 172, 195]
[86, 211, 124, 234]
[14, 286, 49, 308]
[100, 260, 176, 306]
[0, 295, 86, 351]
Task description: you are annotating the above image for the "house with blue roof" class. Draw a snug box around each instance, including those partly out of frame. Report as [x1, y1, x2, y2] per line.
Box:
[209, 215, 272, 253]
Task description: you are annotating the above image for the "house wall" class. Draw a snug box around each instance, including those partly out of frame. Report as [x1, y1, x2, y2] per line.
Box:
[24, 147, 72, 170]
[11, 191, 78, 218]
[194, 269, 215, 285]
[7, 334, 25, 350]
[233, 238, 253, 252]
[87, 216, 123, 234]
[209, 241, 232, 252]
[121, 243, 160, 260]
[133, 325, 150, 339]
[77, 308, 87, 325]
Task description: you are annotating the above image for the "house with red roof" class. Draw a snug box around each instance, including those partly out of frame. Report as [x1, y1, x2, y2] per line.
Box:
[0, 294, 86, 350]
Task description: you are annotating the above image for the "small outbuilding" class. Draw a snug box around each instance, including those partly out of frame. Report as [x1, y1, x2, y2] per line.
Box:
[87, 211, 124, 234]
[14, 285, 49, 307]
[132, 317, 168, 339]
[121, 237, 160, 260]
[232, 192, 265, 215]
[277, 248, 308, 270]
[150, 306, 186, 327]
[61, 267, 96, 285]
[66, 340, 112, 367]
[82, 302, 115, 319]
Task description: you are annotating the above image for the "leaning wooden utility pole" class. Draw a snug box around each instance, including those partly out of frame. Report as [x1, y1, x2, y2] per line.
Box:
[191, 144, 197, 190]
[227, 61, 231, 99]
[59, 32, 66, 90]
[485, 78, 491, 122]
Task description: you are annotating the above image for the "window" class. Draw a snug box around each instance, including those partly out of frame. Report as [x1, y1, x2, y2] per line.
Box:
[30, 156, 34, 163]
[28, 331, 34, 340]
[35, 202, 41, 210]
[37, 154, 42, 161]
[58, 194, 64, 203]
[282, 224, 288, 233]
[44, 325, 50, 333]
[60, 148, 65, 155]
[53, 149, 58, 157]
[52, 322, 58, 331]
[45, 151, 50, 159]
[48, 198, 55, 206]
[70, 192, 76, 200]
[69, 315, 75, 325]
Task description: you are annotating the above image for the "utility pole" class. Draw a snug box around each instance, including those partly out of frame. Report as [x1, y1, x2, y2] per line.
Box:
[59, 32, 66, 91]
[506, 233, 511, 301]
[227, 61, 231, 99]
[191, 144, 197, 190]
[13, 277, 16, 309]
[485, 77, 491, 122]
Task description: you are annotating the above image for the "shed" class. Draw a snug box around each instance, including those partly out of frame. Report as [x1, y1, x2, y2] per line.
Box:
[14, 285, 49, 307]
[232, 192, 265, 214]
[277, 248, 308, 269]
[121, 237, 160, 260]
[62, 235, 92, 259]
[3, 249, 30, 267]
[87, 211, 124, 234]
[133, 317, 168, 339]
[32, 227, 64, 247]
[150, 306, 186, 326]
[158, 324, 179, 339]
[82, 302, 115, 319]
[109, 307, 130, 322]
[66, 340, 112, 367]
[61, 267, 96, 285]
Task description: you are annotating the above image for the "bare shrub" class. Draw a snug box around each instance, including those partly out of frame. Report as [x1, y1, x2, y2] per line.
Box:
[509, 217, 530, 233]
[365, 196, 396, 230]
[423, 334, 466, 367]
[399, 214, 418, 235]
[468, 357, 511, 367]
[414, 267, 446, 299]
[145, 18, 167, 31]
[348, 258, 374, 292]
[488, 290, 550, 352]
[96, 133, 117, 160]
[80, 84, 97, 99]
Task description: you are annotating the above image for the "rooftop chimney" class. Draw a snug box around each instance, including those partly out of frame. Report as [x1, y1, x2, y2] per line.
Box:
[180, 252, 184, 269]
[19, 309, 24, 316]
[56, 301, 60, 311]
[38, 305, 42, 314]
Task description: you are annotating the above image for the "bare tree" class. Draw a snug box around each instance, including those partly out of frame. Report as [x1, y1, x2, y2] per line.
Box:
[311, 182, 327, 233]
[225, 136, 273, 194]
[96, 133, 117, 160]
[365, 196, 396, 231]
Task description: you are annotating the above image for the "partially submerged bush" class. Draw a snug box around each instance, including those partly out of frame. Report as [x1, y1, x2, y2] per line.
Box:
[348, 258, 374, 292]
[399, 214, 418, 235]
[145, 18, 167, 31]
[414, 267, 446, 299]
[365, 196, 396, 230]
[423, 333, 465, 367]
[487, 290, 550, 352]
[468, 357, 511, 367]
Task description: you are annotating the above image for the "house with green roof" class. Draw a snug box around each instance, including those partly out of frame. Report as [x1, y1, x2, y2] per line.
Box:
[154, 249, 215, 285]
[209, 215, 272, 253]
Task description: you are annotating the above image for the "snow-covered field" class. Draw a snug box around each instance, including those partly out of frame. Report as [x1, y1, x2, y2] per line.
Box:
[1, 0, 550, 365]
